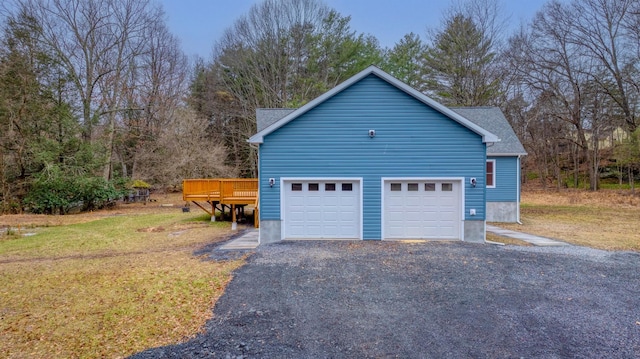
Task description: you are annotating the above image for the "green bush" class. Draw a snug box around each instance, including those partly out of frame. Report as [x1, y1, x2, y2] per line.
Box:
[24, 172, 127, 214]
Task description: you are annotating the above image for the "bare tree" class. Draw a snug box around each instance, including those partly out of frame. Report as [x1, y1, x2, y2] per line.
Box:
[118, 15, 189, 180]
[195, 0, 382, 176]
[13, 0, 169, 180]
[504, 0, 631, 190]
[505, 2, 594, 188]
[568, 0, 639, 132]
[451, 0, 508, 49]
[134, 107, 235, 187]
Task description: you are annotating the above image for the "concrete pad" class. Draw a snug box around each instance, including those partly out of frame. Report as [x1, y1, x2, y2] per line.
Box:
[219, 229, 259, 250]
[486, 225, 570, 247]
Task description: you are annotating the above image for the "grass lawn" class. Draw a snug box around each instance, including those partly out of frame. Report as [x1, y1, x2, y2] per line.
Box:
[0, 194, 244, 358]
[496, 189, 640, 251]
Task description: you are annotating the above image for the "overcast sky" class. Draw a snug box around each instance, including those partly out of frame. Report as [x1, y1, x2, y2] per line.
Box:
[159, 0, 550, 60]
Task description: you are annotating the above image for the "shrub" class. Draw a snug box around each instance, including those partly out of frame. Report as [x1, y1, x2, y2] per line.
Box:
[24, 171, 127, 214]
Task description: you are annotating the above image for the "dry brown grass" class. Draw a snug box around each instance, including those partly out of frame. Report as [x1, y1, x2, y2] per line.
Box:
[0, 194, 246, 358]
[519, 188, 640, 208]
[0, 192, 187, 229]
[499, 189, 640, 251]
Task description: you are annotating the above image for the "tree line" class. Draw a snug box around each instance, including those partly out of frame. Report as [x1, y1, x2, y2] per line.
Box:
[1, 0, 639, 214]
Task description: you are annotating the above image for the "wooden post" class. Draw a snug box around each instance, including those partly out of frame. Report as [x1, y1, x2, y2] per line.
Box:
[231, 204, 237, 230]
[211, 202, 216, 222]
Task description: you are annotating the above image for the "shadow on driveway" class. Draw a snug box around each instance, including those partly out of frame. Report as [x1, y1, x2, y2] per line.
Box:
[131, 241, 640, 358]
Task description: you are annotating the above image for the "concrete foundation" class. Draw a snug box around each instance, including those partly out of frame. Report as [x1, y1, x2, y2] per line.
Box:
[259, 220, 282, 244]
[464, 220, 486, 243]
[486, 202, 518, 223]
[260, 219, 487, 244]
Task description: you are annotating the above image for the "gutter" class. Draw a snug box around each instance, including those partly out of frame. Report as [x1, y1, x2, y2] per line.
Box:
[517, 154, 523, 225]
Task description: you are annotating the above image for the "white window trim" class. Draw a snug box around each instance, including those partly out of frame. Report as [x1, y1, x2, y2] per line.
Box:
[486, 159, 496, 189]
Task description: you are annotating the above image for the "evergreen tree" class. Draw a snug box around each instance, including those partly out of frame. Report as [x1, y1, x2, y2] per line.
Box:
[424, 13, 501, 106]
[382, 33, 426, 89]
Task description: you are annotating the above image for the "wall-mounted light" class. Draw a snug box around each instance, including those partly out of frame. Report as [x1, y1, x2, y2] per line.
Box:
[269, 178, 275, 187]
[368, 129, 376, 138]
[470, 177, 477, 187]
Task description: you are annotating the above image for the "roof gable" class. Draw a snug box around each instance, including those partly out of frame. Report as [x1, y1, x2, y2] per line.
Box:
[256, 108, 296, 132]
[451, 107, 527, 156]
[249, 66, 499, 144]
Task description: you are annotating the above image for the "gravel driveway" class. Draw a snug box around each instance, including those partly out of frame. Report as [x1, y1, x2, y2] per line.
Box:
[131, 241, 640, 358]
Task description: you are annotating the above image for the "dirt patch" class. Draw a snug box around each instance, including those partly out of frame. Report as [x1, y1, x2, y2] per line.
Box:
[0, 192, 186, 228]
[137, 226, 166, 233]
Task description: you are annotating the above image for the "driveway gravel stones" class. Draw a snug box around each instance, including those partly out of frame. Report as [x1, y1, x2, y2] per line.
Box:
[131, 241, 640, 358]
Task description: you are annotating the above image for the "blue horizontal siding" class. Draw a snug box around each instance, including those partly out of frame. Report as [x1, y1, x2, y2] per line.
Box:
[487, 156, 518, 202]
[259, 74, 487, 239]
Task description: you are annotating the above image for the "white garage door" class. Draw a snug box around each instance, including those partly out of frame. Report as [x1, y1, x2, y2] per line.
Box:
[283, 180, 360, 239]
[384, 180, 462, 240]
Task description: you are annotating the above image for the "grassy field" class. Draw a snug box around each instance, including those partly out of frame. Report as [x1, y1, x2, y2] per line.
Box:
[496, 189, 640, 251]
[0, 194, 244, 358]
[2, 189, 638, 357]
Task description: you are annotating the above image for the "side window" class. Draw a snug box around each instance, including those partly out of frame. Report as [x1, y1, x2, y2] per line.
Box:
[390, 183, 402, 191]
[486, 160, 496, 188]
[341, 183, 353, 191]
[442, 183, 453, 191]
[292, 183, 302, 191]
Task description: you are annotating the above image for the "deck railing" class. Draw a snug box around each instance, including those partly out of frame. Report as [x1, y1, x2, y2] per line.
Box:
[182, 179, 221, 202]
[182, 178, 258, 203]
[219, 178, 259, 204]
[183, 178, 259, 228]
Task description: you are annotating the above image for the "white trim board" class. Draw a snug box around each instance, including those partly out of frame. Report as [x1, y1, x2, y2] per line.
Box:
[486, 159, 496, 189]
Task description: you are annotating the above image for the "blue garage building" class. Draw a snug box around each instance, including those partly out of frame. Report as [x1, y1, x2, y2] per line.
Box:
[249, 66, 525, 244]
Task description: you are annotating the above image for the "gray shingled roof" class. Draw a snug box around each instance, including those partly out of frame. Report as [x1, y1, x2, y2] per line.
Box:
[256, 108, 296, 132]
[451, 107, 527, 156]
[255, 106, 526, 156]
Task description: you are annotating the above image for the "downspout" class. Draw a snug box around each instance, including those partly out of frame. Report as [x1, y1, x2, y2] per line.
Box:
[517, 155, 523, 225]
[249, 142, 261, 243]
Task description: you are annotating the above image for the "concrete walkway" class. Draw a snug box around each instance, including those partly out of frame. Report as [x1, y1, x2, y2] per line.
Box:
[219, 228, 259, 250]
[486, 225, 570, 246]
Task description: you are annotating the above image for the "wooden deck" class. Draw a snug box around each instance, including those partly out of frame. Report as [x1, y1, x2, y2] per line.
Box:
[182, 178, 259, 228]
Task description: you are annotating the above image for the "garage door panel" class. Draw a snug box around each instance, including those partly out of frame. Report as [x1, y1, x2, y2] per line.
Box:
[284, 180, 360, 239]
[323, 211, 339, 221]
[289, 197, 305, 206]
[405, 197, 422, 206]
[340, 214, 357, 224]
[307, 196, 323, 206]
[384, 180, 461, 240]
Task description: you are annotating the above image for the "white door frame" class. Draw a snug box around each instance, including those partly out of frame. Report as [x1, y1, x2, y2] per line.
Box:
[280, 177, 363, 240]
[380, 177, 465, 240]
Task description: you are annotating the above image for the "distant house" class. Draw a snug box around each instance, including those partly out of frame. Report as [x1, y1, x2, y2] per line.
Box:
[249, 66, 526, 244]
